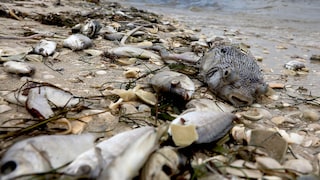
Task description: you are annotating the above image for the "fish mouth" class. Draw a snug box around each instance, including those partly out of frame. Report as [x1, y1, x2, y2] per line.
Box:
[228, 93, 253, 107]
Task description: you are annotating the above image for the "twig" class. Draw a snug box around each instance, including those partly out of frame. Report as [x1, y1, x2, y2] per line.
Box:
[120, 26, 143, 46]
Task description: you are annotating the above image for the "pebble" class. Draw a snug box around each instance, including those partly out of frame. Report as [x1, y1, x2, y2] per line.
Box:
[283, 159, 313, 173]
[95, 70, 107, 75]
[43, 74, 55, 79]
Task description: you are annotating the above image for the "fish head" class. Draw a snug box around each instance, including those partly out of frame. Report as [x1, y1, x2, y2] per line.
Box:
[170, 79, 194, 101]
[0, 142, 52, 180]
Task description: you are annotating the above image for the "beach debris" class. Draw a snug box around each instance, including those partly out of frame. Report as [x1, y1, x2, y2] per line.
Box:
[249, 129, 288, 162]
[283, 158, 313, 174]
[80, 20, 102, 38]
[62, 126, 153, 178]
[150, 71, 195, 101]
[32, 40, 57, 56]
[141, 146, 187, 180]
[169, 111, 236, 146]
[0, 134, 96, 180]
[184, 98, 235, 113]
[3, 61, 35, 76]
[4, 81, 80, 119]
[135, 89, 157, 106]
[199, 45, 268, 106]
[98, 127, 161, 180]
[284, 60, 306, 71]
[310, 54, 320, 61]
[225, 159, 263, 179]
[63, 34, 93, 51]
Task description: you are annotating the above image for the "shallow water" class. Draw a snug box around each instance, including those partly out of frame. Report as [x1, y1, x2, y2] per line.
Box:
[120, 0, 320, 96]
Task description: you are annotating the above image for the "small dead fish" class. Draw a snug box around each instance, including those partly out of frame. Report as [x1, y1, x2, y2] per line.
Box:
[284, 60, 306, 71]
[3, 61, 35, 76]
[63, 34, 93, 51]
[33, 40, 57, 56]
[107, 46, 161, 61]
[150, 71, 195, 101]
[169, 111, 236, 146]
[80, 20, 102, 38]
[0, 134, 96, 180]
[99, 127, 160, 180]
[62, 126, 154, 178]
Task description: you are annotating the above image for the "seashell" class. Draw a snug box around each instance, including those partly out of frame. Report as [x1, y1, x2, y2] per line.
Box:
[283, 158, 313, 174]
[169, 111, 236, 145]
[284, 60, 305, 71]
[116, 57, 137, 66]
[0, 134, 97, 180]
[80, 20, 102, 38]
[225, 160, 263, 179]
[256, 156, 283, 171]
[33, 40, 57, 56]
[277, 129, 305, 145]
[271, 116, 286, 125]
[110, 89, 136, 102]
[150, 71, 195, 101]
[170, 124, 198, 146]
[0, 104, 12, 114]
[231, 124, 247, 143]
[123, 69, 139, 78]
[300, 109, 320, 121]
[249, 129, 288, 162]
[3, 61, 35, 76]
[135, 89, 157, 106]
[63, 34, 93, 51]
[83, 49, 104, 56]
[184, 98, 235, 113]
[241, 108, 264, 121]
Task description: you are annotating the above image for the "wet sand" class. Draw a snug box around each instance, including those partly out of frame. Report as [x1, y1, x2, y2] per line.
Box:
[120, 0, 320, 96]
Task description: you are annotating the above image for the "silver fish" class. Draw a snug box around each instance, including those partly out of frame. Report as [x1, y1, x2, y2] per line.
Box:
[33, 40, 57, 56]
[150, 71, 195, 101]
[107, 46, 161, 61]
[0, 134, 96, 180]
[98, 127, 160, 180]
[3, 61, 35, 76]
[169, 111, 236, 144]
[62, 126, 154, 178]
[63, 34, 93, 51]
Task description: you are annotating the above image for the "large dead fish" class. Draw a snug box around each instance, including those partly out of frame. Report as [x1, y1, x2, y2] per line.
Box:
[150, 71, 195, 101]
[61, 126, 154, 178]
[199, 45, 268, 106]
[169, 111, 236, 146]
[98, 127, 162, 180]
[33, 40, 57, 56]
[63, 34, 93, 51]
[0, 134, 96, 180]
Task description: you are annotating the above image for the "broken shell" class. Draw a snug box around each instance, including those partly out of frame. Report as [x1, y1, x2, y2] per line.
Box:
[63, 34, 93, 51]
[231, 124, 247, 143]
[33, 40, 57, 56]
[284, 60, 306, 71]
[225, 160, 263, 179]
[150, 71, 195, 101]
[135, 89, 157, 106]
[283, 158, 313, 173]
[184, 98, 235, 113]
[3, 61, 35, 76]
[256, 156, 283, 171]
[170, 124, 198, 146]
[241, 108, 264, 121]
[124, 69, 139, 78]
[83, 49, 104, 56]
[110, 89, 136, 102]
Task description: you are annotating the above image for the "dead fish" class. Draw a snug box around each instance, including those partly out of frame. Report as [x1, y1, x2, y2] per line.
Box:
[33, 40, 57, 56]
[3, 61, 35, 76]
[80, 20, 102, 38]
[169, 111, 236, 146]
[0, 134, 96, 180]
[106, 46, 161, 61]
[284, 60, 306, 71]
[150, 71, 195, 101]
[141, 146, 187, 180]
[199, 45, 268, 107]
[62, 126, 154, 178]
[63, 34, 93, 51]
[4, 81, 80, 119]
[98, 127, 160, 180]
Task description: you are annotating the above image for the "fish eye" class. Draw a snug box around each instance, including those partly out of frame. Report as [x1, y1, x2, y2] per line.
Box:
[1, 161, 17, 175]
[220, 48, 227, 53]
